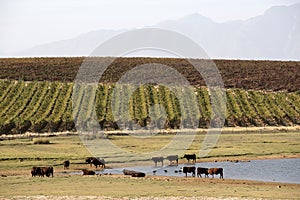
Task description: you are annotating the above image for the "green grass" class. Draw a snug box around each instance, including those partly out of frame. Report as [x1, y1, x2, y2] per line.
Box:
[0, 132, 299, 170]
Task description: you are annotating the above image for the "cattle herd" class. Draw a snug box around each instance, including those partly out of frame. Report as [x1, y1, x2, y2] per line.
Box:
[182, 166, 223, 179]
[30, 154, 224, 179]
[31, 166, 53, 177]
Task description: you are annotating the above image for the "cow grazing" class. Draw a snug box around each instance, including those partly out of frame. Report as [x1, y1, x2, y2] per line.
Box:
[31, 167, 43, 177]
[197, 167, 208, 178]
[86, 157, 105, 168]
[151, 157, 164, 166]
[182, 166, 196, 177]
[63, 160, 70, 169]
[166, 155, 178, 165]
[82, 169, 95, 175]
[208, 168, 223, 179]
[123, 169, 146, 177]
[91, 158, 105, 168]
[85, 157, 94, 167]
[41, 167, 54, 177]
[183, 154, 196, 163]
[31, 166, 53, 177]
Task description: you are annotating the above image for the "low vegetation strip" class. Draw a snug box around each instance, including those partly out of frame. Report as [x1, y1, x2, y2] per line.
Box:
[0, 80, 299, 134]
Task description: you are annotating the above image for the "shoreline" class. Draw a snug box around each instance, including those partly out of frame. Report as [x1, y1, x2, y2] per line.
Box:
[0, 125, 299, 140]
[1, 174, 299, 199]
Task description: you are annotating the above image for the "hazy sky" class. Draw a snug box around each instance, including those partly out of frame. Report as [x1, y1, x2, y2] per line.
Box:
[1, 0, 299, 53]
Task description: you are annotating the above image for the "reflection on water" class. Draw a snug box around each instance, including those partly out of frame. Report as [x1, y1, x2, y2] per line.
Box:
[66, 158, 300, 184]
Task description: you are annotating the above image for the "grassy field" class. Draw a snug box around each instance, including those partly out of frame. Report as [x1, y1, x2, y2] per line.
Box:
[1, 175, 300, 199]
[0, 131, 299, 199]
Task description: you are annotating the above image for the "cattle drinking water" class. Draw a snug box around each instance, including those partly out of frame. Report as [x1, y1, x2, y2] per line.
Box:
[208, 168, 223, 179]
[167, 155, 178, 165]
[197, 167, 209, 178]
[183, 166, 196, 177]
[151, 157, 164, 166]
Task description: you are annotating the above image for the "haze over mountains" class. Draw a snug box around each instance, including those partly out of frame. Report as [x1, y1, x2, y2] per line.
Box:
[15, 3, 300, 60]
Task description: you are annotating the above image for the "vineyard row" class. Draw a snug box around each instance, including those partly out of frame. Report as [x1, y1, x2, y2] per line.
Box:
[0, 80, 299, 134]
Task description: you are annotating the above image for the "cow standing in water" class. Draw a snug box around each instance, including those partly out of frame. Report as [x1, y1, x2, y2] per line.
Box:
[167, 155, 178, 165]
[151, 157, 164, 166]
[183, 154, 196, 163]
[208, 168, 223, 179]
[183, 166, 196, 177]
[197, 167, 209, 178]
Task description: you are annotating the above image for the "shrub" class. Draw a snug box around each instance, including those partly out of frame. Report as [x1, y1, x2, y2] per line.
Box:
[33, 138, 50, 144]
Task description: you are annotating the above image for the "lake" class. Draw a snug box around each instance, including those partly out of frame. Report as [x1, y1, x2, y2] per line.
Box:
[99, 158, 300, 184]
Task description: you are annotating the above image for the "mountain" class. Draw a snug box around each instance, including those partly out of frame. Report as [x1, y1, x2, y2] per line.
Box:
[15, 3, 300, 60]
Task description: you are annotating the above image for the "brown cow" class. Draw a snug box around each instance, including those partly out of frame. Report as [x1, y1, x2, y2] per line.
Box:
[122, 169, 146, 177]
[82, 169, 95, 175]
[183, 166, 196, 177]
[31, 167, 43, 177]
[41, 167, 54, 177]
[31, 166, 53, 177]
[197, 167, 209, 178]
[166, 155, 178, 165]
[208, 168, 223, 179]
[151, 157, 164, 166]
[63, 160, 70, 169]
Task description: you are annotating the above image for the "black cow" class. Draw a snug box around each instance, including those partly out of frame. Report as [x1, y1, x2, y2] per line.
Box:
[197, 167, 208, 178]
[85, 157, 95, 167]
[82, 169, 95, 175]
[208, 168, 223, 179]
[166, 155, 178, 165]
[151, 157, 164, 166]
[63, 160, 70, 169]
[91, 158, 105, 168]
[182, 166, 196, 177]
[183, 154, 196, 163]
[86, 157, 105, 168]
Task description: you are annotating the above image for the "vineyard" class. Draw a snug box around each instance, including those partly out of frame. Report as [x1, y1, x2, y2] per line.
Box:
[0, 79, 299, 134]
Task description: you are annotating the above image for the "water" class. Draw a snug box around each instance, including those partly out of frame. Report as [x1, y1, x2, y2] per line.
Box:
[64, 158, 300, 184]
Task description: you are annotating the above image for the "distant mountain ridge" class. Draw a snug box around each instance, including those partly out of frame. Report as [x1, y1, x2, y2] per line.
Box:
[17, 3, 300, 60]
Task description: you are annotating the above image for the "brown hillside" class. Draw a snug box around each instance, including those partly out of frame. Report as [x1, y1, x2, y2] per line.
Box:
[0, 57, 299, 91]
